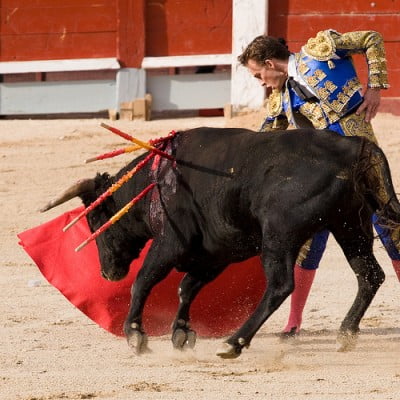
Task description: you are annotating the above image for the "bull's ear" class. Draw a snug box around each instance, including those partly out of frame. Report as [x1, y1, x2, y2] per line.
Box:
[40, 178, 95, 212]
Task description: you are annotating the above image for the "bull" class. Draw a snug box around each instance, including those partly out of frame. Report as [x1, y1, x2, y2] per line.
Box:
[41, 127, 400, 359]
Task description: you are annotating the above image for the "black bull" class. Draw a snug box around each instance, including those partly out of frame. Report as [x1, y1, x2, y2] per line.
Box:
[42, 127, 400, 358]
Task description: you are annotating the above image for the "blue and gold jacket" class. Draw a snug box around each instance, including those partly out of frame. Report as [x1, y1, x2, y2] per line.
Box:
[261, 30, 389, 132]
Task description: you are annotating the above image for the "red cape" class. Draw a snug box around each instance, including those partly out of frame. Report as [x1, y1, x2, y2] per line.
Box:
[18, 207, 265, 337]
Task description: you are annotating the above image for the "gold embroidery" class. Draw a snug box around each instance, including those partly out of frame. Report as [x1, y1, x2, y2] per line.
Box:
[342, 84, 353, 96]
[314, 69, 327, 80]
[299, 103, 328, 129]
[331, 99, 345, 113]
[391, 226, 400, 249]
[328, 60, 335, 69]
[369, 74, 385, 88]
[337, 92, 350, 104]
[325, 80, 337, 93]
[306, 76, 319, 87]
[317, 87, 330, 100]
[283, 89, 294, 126]
[305, 69, 328, 88]
[367, 47, 379, 60]
[346, 77, 363, 93]
[339, 111, 387, 203]
[369, 63, 382, 75]
[332, 31, 389, 88]
[267, 89, 283, 118]
[339, 111, 377, 143]
[298, 60, 310, 75]
[321, 103, 341, 124]
[370, 153, 390, 204]
[303, 31, 336, 60]
[296, 238, 313, 266]
[347, 78, 358, 89]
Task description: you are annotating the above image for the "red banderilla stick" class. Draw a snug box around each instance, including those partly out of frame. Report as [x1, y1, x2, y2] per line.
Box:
[85, 145, 142, 163]
[63, 152, 155, 232]
[100, 123, 174, 161]
[85, 128, 177, 163]
[75, 182, 156, 252]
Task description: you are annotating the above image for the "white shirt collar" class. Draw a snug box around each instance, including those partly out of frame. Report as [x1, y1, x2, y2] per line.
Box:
[287, 54, 297, 78]
[287, 53, 316, 95]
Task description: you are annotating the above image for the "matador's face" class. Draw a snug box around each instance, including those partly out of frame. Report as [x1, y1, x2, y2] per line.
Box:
[246, 59, 287, 91]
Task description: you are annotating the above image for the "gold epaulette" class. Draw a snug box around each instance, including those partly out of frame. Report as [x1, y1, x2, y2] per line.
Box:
[302, 31, 336, 61]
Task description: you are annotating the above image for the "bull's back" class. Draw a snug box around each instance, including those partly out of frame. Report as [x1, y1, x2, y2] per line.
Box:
[174, 127, 363, 187]
[171, 128, 363, 228]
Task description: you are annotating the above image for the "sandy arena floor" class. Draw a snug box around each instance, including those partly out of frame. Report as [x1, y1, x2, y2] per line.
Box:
[1, 112, 399, 399]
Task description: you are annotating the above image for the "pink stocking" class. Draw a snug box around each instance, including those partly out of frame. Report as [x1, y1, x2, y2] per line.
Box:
[283, 264, 316, 334]
[392, 259, 400, 282]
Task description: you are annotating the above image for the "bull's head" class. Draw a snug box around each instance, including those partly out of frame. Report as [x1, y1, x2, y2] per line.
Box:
[41, 175, 149, 281]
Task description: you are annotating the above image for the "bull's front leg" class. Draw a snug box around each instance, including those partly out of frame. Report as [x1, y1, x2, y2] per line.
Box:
[216, 250, 296, 359]
[124, 250, 174, 355]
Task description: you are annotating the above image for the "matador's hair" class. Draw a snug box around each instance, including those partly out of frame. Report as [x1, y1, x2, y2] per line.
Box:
[238, 36, 290, 66]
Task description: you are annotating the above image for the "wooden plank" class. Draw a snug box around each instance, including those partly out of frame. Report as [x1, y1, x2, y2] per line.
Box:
[271, 0, 400, 14]
[0, 80, 117, 114]
[145, 0, 232, 57]
[119, 101, 134, 121]
[269, 15, 400, 42]
[117, 0, 145, 68]
[142, 54, 232, 69]
[3, 0, 111, 7]
[133, 98, 146, 120]
[1, 5, 117, 34]
[0, 58, 120, 74]
[0, 32, 116, 61]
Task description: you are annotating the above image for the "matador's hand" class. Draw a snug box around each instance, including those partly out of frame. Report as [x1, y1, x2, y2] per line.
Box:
[356, 88, 381, 123]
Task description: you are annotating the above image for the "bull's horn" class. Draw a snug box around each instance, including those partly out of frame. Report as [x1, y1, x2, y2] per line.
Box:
[40, 178, 95, 212]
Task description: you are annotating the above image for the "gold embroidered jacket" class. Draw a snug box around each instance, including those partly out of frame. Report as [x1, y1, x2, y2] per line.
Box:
[261, 30, 389, 132]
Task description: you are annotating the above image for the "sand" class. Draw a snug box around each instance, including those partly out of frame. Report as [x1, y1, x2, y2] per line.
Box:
[1, 113, 399, 400]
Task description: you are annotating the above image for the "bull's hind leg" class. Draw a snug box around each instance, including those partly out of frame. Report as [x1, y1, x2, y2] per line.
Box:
[332, 223, 385, 352]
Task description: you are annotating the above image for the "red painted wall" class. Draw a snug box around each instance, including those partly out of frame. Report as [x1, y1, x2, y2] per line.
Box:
[0, 0, 118, 61]
[268, 0, 400, 97]
[0, 0, 230, 66]
[145, 0, 232, 57]
[117, 0, 145, 68]
[1, 0, 398, 106]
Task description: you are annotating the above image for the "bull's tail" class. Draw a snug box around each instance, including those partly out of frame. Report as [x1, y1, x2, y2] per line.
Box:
[356, 138, 400, 231]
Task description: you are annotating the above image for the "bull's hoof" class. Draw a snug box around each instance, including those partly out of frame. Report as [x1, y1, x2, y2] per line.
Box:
[172, 328, 197, 350]
[216, 342, 242, 359]
[127, 330, 151, 355]
[336, 330, 358, 352]
[186, 330, 197, 348]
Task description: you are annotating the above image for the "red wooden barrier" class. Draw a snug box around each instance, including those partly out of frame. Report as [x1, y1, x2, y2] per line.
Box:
[145, 0, 232, 57]
[269, 1, 400, 97]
